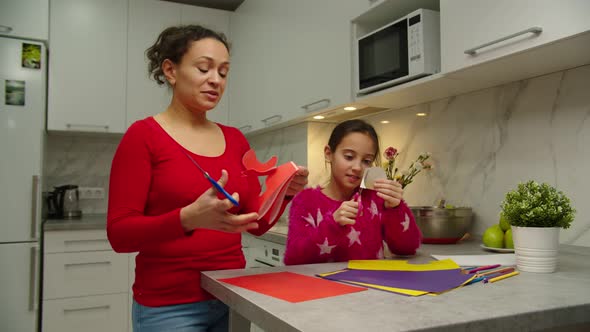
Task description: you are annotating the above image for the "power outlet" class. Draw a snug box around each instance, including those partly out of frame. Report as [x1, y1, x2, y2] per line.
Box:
[79, 187, 105, 200]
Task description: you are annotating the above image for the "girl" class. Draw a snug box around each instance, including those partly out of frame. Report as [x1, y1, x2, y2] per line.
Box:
[284, 119, 420, 265]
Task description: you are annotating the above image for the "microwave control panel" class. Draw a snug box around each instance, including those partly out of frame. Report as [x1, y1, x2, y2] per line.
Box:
[408, 14, 422, 62]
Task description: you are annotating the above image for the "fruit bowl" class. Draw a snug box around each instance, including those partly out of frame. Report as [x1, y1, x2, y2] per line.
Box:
[410, 206, 473, 244]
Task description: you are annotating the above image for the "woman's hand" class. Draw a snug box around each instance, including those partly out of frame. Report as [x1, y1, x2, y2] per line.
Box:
[285, 166, 309, 197]
[373, 179, 403, 209]
[333, 199, 359, 226]
[180, 170, 259, 233]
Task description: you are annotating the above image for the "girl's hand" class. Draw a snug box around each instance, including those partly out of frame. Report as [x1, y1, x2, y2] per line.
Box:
[285, 166, 309, 197]
[373, 179, 403, 209]
[180, 170, 259, 233]
[333, 199, 359, 226]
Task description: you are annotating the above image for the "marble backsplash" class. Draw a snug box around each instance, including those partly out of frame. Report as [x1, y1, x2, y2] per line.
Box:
[249, 64, 590, 246]
[43, 133, 121, 215]
[43, 64, 590, 246]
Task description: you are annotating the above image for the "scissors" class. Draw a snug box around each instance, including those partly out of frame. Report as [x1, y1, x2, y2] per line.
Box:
[182, 151, 240, 207]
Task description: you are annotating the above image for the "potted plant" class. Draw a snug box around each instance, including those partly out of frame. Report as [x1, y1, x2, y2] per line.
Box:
[500, 180, 576, 273]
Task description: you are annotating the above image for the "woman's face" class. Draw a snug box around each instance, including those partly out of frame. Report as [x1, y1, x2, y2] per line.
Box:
[325, 132, 376, 196]
[166, 38, 230, 113]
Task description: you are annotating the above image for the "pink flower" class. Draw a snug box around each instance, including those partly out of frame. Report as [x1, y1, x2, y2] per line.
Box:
[384, 147, 397, 161]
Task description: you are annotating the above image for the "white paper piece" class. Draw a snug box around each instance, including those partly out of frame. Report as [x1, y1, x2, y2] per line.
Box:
[431, 254, 516, 266]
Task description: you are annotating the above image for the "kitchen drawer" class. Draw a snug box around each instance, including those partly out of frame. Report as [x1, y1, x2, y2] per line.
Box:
[45, 229, 111, 253]
[42, 293, 127, 332]
[44, 251, 128, 299]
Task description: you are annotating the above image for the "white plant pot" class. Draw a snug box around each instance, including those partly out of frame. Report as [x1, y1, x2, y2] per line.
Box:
[511, 226, 560, 273]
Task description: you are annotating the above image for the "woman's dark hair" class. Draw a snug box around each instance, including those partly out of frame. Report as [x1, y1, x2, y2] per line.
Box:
[327, 119, 381, 166]
[146, 25, 230, 85]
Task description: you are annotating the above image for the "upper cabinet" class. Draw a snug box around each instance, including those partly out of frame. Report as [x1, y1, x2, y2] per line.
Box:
[126, 0, 231, 127]
[0, 0, 49, 40]
[440, 0, 590, 74]
[47, 0, 128, 133]
[126, 0, 179, 128]
[228, 0, 368, 134]
[354, 0, 590, 112]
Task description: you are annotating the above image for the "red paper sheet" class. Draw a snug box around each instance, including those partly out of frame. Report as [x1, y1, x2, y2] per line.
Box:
[219, 271, 367, 303]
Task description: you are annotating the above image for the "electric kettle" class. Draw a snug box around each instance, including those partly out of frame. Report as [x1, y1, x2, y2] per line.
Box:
[46, 184, 82, 219]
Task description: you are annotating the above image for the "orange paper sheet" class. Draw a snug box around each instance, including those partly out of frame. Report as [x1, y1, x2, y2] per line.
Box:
[219, 272, 367, 303]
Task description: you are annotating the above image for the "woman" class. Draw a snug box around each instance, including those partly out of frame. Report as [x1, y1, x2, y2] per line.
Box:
[107, 25, 308, 331]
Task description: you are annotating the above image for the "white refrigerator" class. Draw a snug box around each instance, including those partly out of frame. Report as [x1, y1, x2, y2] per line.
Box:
[0, 36, 45, 331]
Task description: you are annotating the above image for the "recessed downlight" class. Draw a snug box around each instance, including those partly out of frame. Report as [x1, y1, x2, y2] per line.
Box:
[313, 115, 325, 120]
[416, 112, 427, 117]
[380, 120, 390, 124]
[343, 106, 357, 111]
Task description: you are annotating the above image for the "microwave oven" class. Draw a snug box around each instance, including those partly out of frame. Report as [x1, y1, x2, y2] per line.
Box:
[356, 8, 440, 95]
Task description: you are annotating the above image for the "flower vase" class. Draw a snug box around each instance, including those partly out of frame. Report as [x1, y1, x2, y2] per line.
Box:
[511, 226, 560, 273]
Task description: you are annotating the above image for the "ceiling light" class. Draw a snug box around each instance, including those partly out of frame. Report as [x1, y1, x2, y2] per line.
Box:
[380, 120, 390, 124]
[313, 115, 325, 120]
[343, 106, 357, 111]
[416, 112, 427, 117]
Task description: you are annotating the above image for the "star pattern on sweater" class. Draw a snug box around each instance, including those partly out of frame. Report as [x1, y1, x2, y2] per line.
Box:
[377, 246, 384, 259]
[317, 237, 337, 255]
[369, 199, 379, 218]
[401, 213, 410, 232]
[302, 208, 323, 228]
[347, 227, 362, 247]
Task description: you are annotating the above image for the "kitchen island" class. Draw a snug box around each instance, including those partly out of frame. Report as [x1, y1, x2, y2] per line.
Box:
[201, 241, 590, 332]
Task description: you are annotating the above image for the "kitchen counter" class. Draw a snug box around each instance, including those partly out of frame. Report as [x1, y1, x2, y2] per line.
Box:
[201, 241, 590, 332]
[43, 214, 107, 231]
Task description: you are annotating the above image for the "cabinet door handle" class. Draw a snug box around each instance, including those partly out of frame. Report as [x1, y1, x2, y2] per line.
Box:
[301, 98, 331, 113]
[30, 175, 39, 240]
[0, 25, 13, 33]
[238, 125, 252, 132]
[464, 27, 542, 55]
[28, 246, 38, 311]
[64, 261, 111, 268]
[64, 239, 108, 246]
[261, 114, 282, 126]
[66, 123, 109, 131]
[63, 305, 110, 313]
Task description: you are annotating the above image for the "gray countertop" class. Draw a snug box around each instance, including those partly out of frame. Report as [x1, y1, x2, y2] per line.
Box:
[201, 241, 590, 332]
[43, 214, 107, 231]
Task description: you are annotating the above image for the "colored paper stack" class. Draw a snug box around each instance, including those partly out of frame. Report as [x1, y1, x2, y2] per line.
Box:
[317, 259, 476, 296]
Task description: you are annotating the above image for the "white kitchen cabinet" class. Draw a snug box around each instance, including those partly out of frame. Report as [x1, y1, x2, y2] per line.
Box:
[228, 0, 368, 134]
[0, 0, 48, 40]
[126, 0, 179, 128]
[125, 0, 231, 128]
[47, 0, 128, 133]
[43, 229, 129, 332]
[440, 0, 590, 74]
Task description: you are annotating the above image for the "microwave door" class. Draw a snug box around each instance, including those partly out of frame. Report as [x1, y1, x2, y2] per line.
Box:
[359, 19, 409, 92]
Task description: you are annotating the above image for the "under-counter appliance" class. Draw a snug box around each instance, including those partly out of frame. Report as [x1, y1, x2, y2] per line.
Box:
[0, 36, 45, 331]
[356, 8, 440, 95]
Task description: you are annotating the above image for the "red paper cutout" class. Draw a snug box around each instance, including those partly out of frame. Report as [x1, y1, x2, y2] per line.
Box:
[242, 149, 299, 224]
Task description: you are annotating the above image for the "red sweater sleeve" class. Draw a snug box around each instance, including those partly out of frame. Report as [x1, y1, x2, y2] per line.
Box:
[382, 200, 422, 256]
[107, 122, 187, 253]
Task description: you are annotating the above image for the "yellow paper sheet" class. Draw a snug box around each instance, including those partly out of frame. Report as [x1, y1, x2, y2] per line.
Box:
[343, 281, 429, 296]
[347, 259, 460, 271]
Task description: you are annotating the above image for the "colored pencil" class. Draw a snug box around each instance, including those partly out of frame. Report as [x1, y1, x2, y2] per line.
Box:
[466, 276, 485, 285]
[478, 267, 515, 277]
[487, 271, 520, 283]
[468, 264, 501, 274]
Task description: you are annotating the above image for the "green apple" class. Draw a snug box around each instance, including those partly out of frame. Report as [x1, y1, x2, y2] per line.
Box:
[483, 224, 504, 248]
[499, 213, 511, 232]
[504, 228, 514, 249]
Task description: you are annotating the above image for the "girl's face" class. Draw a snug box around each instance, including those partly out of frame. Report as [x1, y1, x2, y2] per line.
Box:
[325, 132, 376, 197]
[165, 38, 230, 113]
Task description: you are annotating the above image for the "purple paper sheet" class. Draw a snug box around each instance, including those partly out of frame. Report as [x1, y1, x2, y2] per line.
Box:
[321, 268, 472, 293]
